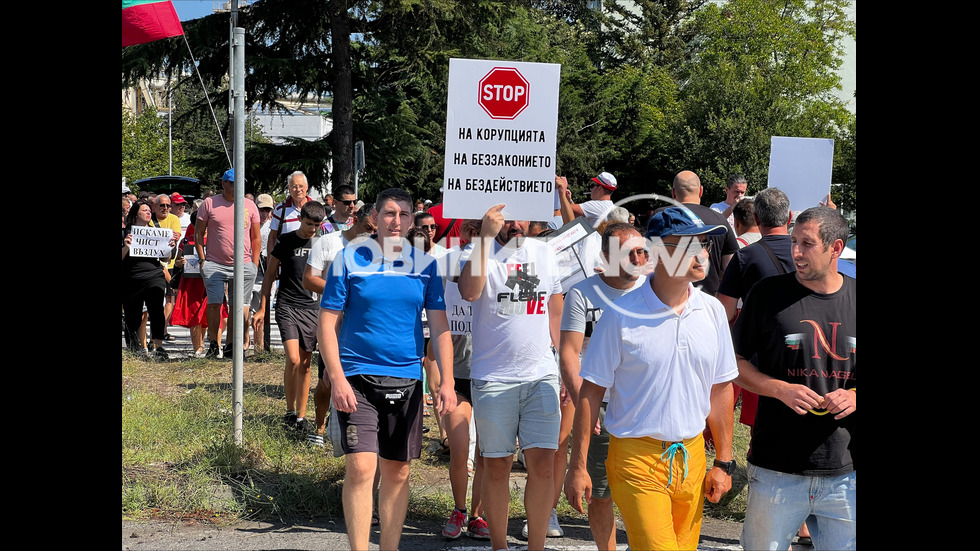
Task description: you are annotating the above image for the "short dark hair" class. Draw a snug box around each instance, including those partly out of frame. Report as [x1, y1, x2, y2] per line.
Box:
[300, 200, 326, 223]
[375, 188, 413, 210]
[726, 174, 747, 188]
[600, 222, 641, 258]
[795, 206, 849, 247]
[414, 211, 435, 226]
[754, 187, 791, 228]
[333, 185, 356, 198]
[732, 197, 756, 227]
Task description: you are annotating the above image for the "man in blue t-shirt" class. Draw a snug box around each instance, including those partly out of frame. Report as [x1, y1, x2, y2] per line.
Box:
[319, 187, 456, 551]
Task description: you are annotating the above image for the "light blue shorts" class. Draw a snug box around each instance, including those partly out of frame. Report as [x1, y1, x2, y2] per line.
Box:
[471, 374, 560, 458]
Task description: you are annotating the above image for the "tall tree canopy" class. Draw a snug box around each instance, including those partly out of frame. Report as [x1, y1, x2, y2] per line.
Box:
[123, 0, 855, 219]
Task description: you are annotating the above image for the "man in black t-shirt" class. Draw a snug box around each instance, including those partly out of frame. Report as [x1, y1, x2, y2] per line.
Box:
[733, 206, 856, 551]
[253, 201, 326, 438]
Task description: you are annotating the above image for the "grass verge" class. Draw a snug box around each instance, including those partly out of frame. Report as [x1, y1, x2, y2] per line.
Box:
[122, 351, 751, 523]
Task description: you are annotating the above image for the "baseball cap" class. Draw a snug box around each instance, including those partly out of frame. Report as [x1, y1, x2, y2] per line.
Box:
[122, 183, 131, 194]
[256, 194, 275, 209]
[170, 192, 187, 204]
[591, 171, 618, 191]
[222, 168, 236, 182]
[646, 206, 727, 239]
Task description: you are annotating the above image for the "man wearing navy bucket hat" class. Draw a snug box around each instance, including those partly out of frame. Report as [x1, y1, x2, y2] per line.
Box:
[565, 205, 738, 551]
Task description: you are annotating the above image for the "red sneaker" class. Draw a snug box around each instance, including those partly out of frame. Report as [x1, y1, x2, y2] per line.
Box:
[442, 508, 467, 539]
[466, 516, 490, 540]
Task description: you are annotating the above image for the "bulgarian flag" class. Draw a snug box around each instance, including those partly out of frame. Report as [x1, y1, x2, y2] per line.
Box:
[122, 0, 185, 48]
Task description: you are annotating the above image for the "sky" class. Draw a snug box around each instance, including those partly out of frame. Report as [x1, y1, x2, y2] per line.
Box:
[172, 1, 230, 22]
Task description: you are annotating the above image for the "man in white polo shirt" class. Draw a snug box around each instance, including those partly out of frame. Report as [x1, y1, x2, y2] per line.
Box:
[564, 206, 738, 551]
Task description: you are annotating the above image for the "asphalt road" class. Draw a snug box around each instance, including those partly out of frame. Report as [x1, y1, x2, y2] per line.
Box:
[122, 514, 754, 550]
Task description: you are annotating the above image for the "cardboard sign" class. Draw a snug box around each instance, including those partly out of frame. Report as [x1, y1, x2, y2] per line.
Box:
[540, 217, 597, 290]
[128, 225, 173, 258]
[442, 58, 561, 222]
[768, 137, 835, 214]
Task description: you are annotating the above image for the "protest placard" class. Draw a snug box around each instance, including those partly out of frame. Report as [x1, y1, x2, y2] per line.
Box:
[541, 217, 596, 290]
[768, 137, 835, 213]
[442, 58, 561, 222]
[128, 225, 173, 259]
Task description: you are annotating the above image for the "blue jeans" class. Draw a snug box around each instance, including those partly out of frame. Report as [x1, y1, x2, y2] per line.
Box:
[741, 463, 856, 550]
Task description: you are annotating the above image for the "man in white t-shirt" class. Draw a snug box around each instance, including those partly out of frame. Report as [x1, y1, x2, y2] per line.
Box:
[710, 174, 748, 228]
[457, 204, 564, 551]
[558, 222, 648, 551]
[556, 171, 618, 228]
[564, 206, 738, 551]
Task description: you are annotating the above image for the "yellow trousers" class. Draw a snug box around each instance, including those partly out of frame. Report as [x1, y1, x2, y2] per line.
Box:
[607, 433, 706, 550]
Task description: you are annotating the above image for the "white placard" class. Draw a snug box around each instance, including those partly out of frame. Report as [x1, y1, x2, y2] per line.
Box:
[768, 137, 835, 214]
[128, 225, 173, 258]
[442, 58, 561, 222]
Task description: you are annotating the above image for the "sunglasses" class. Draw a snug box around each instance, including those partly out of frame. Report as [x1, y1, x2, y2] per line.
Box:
[417, 224, 438, 231]
[662, 238, 712, 256]
[339, 199, 356, 206]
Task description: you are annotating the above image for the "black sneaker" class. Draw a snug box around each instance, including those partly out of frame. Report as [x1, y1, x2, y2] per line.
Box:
[152, 346, 169, 361]
[205, 341, 221, 359]
[295, 418, 311, 434]
[283, 412, 298, 430]
[222, 343, 234, 358]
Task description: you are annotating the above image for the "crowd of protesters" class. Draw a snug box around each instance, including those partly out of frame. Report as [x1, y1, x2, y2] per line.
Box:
[122, 168, 855, 551]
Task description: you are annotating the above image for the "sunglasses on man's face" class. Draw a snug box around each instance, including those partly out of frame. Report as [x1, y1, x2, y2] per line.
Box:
[339, 199, 356, 206]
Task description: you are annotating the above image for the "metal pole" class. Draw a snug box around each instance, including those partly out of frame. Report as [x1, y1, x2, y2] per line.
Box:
[168, 89, 173, 175]
[232, 26, 246, 446]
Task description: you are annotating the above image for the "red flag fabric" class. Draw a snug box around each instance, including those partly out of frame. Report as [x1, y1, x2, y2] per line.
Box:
[122, 0, 185, 48]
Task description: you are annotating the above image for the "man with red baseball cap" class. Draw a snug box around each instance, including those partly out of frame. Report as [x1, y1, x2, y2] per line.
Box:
[555, 171, 618, 228]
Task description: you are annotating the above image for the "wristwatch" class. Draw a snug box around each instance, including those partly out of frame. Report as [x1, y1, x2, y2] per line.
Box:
[713, 459, 737, 475]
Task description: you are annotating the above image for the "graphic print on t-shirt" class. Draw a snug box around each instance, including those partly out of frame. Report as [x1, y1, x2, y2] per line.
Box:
[496, 262, 547, 316]
[783, 319, 856, 390]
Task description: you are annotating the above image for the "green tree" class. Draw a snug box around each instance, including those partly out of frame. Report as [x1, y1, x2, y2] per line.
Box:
[122, 107, 194, 186]
[670, 0, 855, 202]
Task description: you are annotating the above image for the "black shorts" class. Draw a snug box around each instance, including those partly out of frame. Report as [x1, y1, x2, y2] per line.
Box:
[455, 377, 473, 404]
[275, 305, 318, 352]
[338, 375, 423, 462]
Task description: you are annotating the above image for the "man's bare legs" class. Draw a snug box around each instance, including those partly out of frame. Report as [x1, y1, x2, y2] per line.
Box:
[312, 376, 331, 438]
[343, 452, 410, 551]
[552, 398, 575, 512]
[343, 452, 377, 551]
[445, 400, 473, 511]
[523, 447, 557, 551]
[482, 455, 515, 551]
[588, 496, 617, 551]
[377, 458, 411, 551]
[282, 340, 313, 420]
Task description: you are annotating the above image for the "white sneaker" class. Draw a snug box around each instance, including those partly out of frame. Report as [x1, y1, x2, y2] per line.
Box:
[547, 508, 564, 537]
[521, 519, 528, 538]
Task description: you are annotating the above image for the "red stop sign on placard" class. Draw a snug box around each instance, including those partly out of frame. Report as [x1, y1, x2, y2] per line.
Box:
[478, 67, 530, 120]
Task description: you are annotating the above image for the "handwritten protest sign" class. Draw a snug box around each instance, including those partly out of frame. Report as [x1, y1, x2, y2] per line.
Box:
[442, 58, 561, 222]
